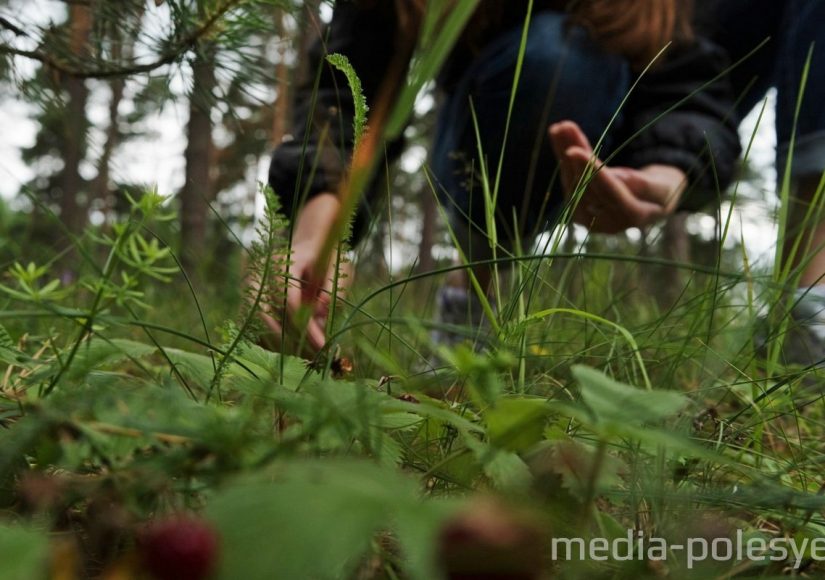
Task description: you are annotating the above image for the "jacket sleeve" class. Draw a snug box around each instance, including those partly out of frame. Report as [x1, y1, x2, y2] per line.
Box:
[611, 36, 742, 211]
[267, 1, 398, 225]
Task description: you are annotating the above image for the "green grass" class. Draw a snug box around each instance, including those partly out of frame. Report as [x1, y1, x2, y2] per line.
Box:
[3, 4, 825, 579]
[4, 162, 825, 579]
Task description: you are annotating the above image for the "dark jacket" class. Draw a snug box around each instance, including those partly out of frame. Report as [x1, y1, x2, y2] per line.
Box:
[268, 1, 742, 232]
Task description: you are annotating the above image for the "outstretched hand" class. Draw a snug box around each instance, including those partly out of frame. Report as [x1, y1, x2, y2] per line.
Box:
[548, 120, 687, 234]
[257, 193, 350, 354]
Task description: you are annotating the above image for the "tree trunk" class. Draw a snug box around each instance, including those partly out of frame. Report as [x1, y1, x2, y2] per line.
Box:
[180, 47, 216, 273]
[417, 192, 436, 272]
[93, 81, 123, 204]
[662, 212, 691, 305]
[55, 4, 93, 281]
[296, 0, 322, 84]
[60, 4, 92, 248]
[93, 7, 144, 226]
[271, 10, 290, 147]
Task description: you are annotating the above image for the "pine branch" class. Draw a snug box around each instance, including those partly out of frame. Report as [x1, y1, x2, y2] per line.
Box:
[0, 0, 244, 79]
[0, 16, 29, 38]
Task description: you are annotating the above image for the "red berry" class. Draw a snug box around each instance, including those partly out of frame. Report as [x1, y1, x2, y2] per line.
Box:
[438, 498, 546, 580]
[139, 515, 219, 580]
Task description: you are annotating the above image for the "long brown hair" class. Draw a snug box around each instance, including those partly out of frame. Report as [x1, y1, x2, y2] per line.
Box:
[392, 0, 693, 69]
[569, 0, 693, 68]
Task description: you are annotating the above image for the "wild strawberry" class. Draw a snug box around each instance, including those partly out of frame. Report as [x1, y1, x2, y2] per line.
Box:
[139, 515, 219, 580]
[437, 497, 546, 580]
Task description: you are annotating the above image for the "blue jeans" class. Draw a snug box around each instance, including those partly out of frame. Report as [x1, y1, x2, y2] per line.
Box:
[431, 11, 630, 245]
[711, 0, 825, 178]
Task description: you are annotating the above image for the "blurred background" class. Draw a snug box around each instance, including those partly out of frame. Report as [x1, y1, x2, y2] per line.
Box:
[0, 0, 782, 292]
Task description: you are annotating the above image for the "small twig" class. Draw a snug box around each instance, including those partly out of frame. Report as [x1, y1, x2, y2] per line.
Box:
[85, 421, 191, 445]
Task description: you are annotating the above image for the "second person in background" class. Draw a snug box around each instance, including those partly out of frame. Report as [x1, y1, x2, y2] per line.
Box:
[264, 0, 742, 353]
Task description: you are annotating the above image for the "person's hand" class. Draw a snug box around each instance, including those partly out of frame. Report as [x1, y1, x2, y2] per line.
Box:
[548, 120, 687, 234]
[257, 193, 350, 353]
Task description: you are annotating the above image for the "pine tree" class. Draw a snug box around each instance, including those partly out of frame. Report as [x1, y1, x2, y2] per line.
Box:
[2, 0, 298, 273]
[180, 38, 216, 272]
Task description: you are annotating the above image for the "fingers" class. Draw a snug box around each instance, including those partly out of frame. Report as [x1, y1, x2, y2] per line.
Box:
[565, 146, 629, 208]
[562, 146, 610, 228]
[281, 259, 354, 354]
[549, 121, 593, 195]
[259, 300, 283, 335]
[285, 276, 305, 327]
[246, 269, 285, 346]
[285, 271, 327, 352]
[563, 147, 665, 232]
[309, 261, 353, 351]
[548, 121, 592, 154]
[304, 316, 327, 353]
[616, 165, 688, 211]
[549, 125, 683, 225]
[258, 309, 284, 351]
[611, 167, 661, 204]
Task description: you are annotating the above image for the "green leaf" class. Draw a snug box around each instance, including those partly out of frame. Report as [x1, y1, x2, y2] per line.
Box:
[207, 460, 438, 580]
[375, 431, 404, 468]
[31, 338, 156, 382]
[572, 365, 688, 427]
[466, 438, 532, 493]
[165, 344, 309, 396]
[0, 324, 33, 369]
[233, 341, 310, 391]
[0, 419, 49, 485]
[482, 449, 533, 493]
[382, 398, 483, 436]
[164, 348, 216, 390]
[0, 524, 49, 580]
[445, 346, 514, 408]
[544, 439, 626, 501]
[485, 397, 550, 452]
[0, 347, 33, 369]
[0, 325, 13, 350]
[62, 338, 156, 383]
[86, 383, 234, 442]
[379, 412, 423, 431]
[395, 500, 462, 580]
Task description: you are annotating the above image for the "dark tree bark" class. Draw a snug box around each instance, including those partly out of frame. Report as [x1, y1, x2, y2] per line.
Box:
[271, 10, 290, 148]
[180, 47, 216, 273]
[417, 192, 436, 273]
[93, 6, 144, 223]
[295, 0, 322, 85]
[60, 3, 92, 238]
[662, 212, 691, 305]
[93, 79, 123, 212]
